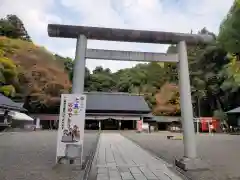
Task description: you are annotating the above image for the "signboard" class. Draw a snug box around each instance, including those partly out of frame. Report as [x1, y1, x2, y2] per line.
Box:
[56, 94, 86, 164]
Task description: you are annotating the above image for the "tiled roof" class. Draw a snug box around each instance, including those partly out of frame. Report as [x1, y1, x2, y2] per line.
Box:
[227, 107, 240, 114]
[85, 92, 150, 113]
[0, 94, 27, 111]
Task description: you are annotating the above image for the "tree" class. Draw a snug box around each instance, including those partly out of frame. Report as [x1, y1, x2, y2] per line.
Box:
[218, 0, 240, 58]
[0, 19, 15, 37]
[153, 83, 180, 116]
[164, 45, 178, 83]
[0, 14, 31, 41]
[190, 43, 229, 116]
[0, 49, 18, 96]
[219, 54, 240, 111]
[59, 55, 96, 91]
[88, 66, 115, 92]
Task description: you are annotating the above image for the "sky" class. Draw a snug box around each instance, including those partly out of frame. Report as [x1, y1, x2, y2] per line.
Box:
[0, 0, 234, 72]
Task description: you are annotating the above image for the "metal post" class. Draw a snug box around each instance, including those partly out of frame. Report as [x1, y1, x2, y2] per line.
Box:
[72, 35, 87, 93]
[177, 41, 197, 159]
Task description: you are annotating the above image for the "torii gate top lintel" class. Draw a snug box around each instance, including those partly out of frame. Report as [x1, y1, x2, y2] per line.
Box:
[48, 24, 214, 45]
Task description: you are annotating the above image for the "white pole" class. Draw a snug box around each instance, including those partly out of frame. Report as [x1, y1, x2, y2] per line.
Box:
[210, 118, 213, 136]
[196, 118, 199, 134]
[36, 118, 41, 129]
[119, 120, 121, 130]
[99, 121, 101, 131]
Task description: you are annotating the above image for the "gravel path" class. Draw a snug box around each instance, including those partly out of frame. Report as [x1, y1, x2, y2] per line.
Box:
[0, 130, 99, 180]
[122, 132, 240, 180]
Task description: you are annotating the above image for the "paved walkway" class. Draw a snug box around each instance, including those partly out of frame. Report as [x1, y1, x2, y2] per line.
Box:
[95, 133, 183, 180]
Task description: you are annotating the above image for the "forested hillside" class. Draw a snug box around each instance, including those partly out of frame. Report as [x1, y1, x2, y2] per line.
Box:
[1, 0, 240, 121]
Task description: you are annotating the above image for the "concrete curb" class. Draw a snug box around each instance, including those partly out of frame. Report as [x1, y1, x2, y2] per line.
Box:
[81, 132, 101, 180]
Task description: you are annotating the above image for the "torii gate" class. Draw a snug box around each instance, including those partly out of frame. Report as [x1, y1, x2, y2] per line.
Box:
[48, 24, 213, 170]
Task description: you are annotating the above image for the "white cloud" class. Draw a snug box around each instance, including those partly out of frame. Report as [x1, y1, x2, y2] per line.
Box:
[0, 0, 234, 72]
[0, 0, 61, 41]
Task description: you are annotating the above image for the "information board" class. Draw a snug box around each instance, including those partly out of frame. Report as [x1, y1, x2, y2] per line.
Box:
[56, 94, 86, 164]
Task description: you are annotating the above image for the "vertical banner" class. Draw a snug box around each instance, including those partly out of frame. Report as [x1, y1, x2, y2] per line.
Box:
[56, 94, 87, 164]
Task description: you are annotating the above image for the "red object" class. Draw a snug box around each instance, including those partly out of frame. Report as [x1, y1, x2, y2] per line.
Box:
[200, 117, 220, 132]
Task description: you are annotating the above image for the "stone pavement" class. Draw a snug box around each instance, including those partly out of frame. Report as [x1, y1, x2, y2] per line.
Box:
[94, 133, 183, 180]
[0, 131, 99, 180]
[123, 132, 240, 180]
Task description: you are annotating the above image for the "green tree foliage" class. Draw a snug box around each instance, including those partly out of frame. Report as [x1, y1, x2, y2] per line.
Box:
[218, 0, 240, 57]
[191, 44, 229, 116]
[0, 14, 31, 41]
[0, 49, 18, 96]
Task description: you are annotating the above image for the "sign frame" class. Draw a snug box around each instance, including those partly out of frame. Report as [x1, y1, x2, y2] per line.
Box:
[56, 94, 87, 165]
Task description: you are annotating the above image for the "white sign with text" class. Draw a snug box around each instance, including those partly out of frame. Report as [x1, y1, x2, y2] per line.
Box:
[56, 94, 86, 163]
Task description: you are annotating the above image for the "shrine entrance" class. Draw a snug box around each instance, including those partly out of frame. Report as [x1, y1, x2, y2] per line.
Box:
[48, 23, 214, 170]
[102, 118, 118, 130]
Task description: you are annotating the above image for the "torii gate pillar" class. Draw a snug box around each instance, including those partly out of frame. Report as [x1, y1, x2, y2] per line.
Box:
[72, 35, 87, 94]
[178, 41, 197, 159]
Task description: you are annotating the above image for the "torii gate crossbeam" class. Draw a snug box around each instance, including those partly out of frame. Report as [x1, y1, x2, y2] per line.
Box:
[48, 24, 214, 171]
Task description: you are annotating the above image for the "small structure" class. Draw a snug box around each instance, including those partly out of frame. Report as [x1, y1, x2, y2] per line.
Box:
[8, 111, 34, 129]
[194, 117, 220, 133]
[0, 93, 26, 111]
[226, 107, 240, 131]
[0, 93, 27, 130]
[31, 92, 151, 130]
[155, 116, 181, 132]
[85, 92, 150, 130]
[144, 114, 181, 132]
[29, 114, 58, 130]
